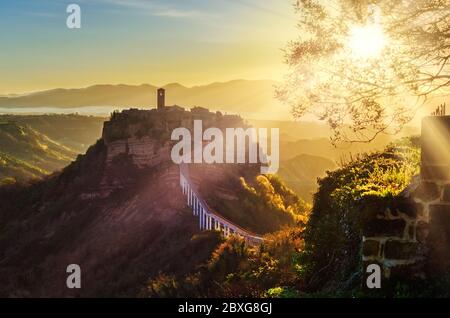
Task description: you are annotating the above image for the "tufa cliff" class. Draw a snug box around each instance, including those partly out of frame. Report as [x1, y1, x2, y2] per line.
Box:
[0, 107, 291, 297]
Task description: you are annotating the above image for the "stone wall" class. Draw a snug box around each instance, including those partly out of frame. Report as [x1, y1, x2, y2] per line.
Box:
[105, 137, 171, 169]
[421, 116, 450, 273]
[362, 177, 428, 286]
[362, 116, 450, 288]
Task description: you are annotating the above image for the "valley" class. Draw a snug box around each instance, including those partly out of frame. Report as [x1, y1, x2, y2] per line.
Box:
[2, 0, 450, 301]
[0, 113, 415, 202]
[0, 108, 305, 296]
[0, 107, 433, 297]
[0, 121, 76, 183]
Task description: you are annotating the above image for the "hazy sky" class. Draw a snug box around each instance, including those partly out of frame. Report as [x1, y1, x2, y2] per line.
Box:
[0, 0, 298, 94]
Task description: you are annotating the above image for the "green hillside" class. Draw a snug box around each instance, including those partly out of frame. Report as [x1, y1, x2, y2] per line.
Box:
[301, 138, 421, 295]
[278, 154, 337, 201]
[144, 138, 424, 298]
[205, 174, 310, 235]
[0, 121, 77, 183]
[0, 114, 105, 153]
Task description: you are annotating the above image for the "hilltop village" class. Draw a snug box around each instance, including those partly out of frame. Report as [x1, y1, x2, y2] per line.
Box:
[102, 88, 246, 145]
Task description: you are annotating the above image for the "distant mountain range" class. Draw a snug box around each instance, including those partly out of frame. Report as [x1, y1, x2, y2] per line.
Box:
[0, 80, 291, 120]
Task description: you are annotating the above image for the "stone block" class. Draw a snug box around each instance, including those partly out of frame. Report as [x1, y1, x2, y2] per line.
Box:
[389, 262, 425, 281]
[363, 218, 406, 237]
[363, 239, 380, 257]
[421, 143, 447, 165]
[429, 204, 450, 244]
[421, 116, 450, 166]
[430, 204, 450, 221]
[421, 164, 450, 182]
[392, 197, 423, 218]
[408, 224, 414, 240]
[416, 221, 429, 243]
[384, 240, 421, 259]
[412, 182, 440, 202]
[443, 184, 450, 203]
[427, 204, 450, 272]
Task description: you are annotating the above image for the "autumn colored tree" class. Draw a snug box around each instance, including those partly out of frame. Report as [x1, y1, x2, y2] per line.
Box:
[279, 0, 450, 143]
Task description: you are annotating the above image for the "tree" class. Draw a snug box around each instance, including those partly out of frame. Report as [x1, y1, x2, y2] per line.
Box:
[278, 0, 450, 143]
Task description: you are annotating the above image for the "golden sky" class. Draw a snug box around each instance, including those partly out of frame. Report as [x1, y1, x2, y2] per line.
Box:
[0, 0, 298, 95]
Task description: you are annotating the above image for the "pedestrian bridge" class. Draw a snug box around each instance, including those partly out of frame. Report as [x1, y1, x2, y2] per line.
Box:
[179, 163, 264, 245]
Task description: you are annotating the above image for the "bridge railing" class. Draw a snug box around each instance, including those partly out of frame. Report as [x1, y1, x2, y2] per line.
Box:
[179, 163, 264, 245]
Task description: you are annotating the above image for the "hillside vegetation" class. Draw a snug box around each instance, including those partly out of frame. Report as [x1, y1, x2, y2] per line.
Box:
[0, 109, 426, 297]
[144, 138, 421, 297]
[0, 114, 411, 204]
[0, 139, 224, 297]
[278, 154, 337, 201]
[0, 114, 104, 153]
[301, 138, 420, 294]
[0, 109, 308, 297]
[0, 121, 76, 184]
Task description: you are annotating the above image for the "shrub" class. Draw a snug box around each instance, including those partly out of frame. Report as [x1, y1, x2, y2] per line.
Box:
[144, 226, 307, 298]
[300, 138, 420, 293]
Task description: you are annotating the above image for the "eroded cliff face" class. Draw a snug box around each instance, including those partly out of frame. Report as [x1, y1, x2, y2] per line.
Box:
[95, 107, 250, 194]
[0, 108, 261, 297]
[105, 136, 171, 168]
[96, 108, 246, 196]
[0, 109, 230, 297]
[95, 136, 172, 198]
[0, 141, 224, 296]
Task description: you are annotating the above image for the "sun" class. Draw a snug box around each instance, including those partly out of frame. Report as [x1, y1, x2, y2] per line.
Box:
[348, 24, 387, 59]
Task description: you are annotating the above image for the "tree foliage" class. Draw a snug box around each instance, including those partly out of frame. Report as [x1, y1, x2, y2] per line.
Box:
[279, 0, 450, 143]
[144, 229, 306, 298]
[301, 138, 420, 292]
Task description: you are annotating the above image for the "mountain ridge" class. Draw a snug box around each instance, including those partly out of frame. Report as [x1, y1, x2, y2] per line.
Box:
[0, 80, 289, 120]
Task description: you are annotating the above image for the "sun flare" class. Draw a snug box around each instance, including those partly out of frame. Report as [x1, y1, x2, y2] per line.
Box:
[348, 24, 387, 59]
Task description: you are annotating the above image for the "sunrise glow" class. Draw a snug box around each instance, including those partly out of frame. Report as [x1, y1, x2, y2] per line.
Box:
[348, 24, 387, 59]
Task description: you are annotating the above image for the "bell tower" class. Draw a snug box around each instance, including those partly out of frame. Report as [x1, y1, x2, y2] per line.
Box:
[157, 88, 165, 110]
